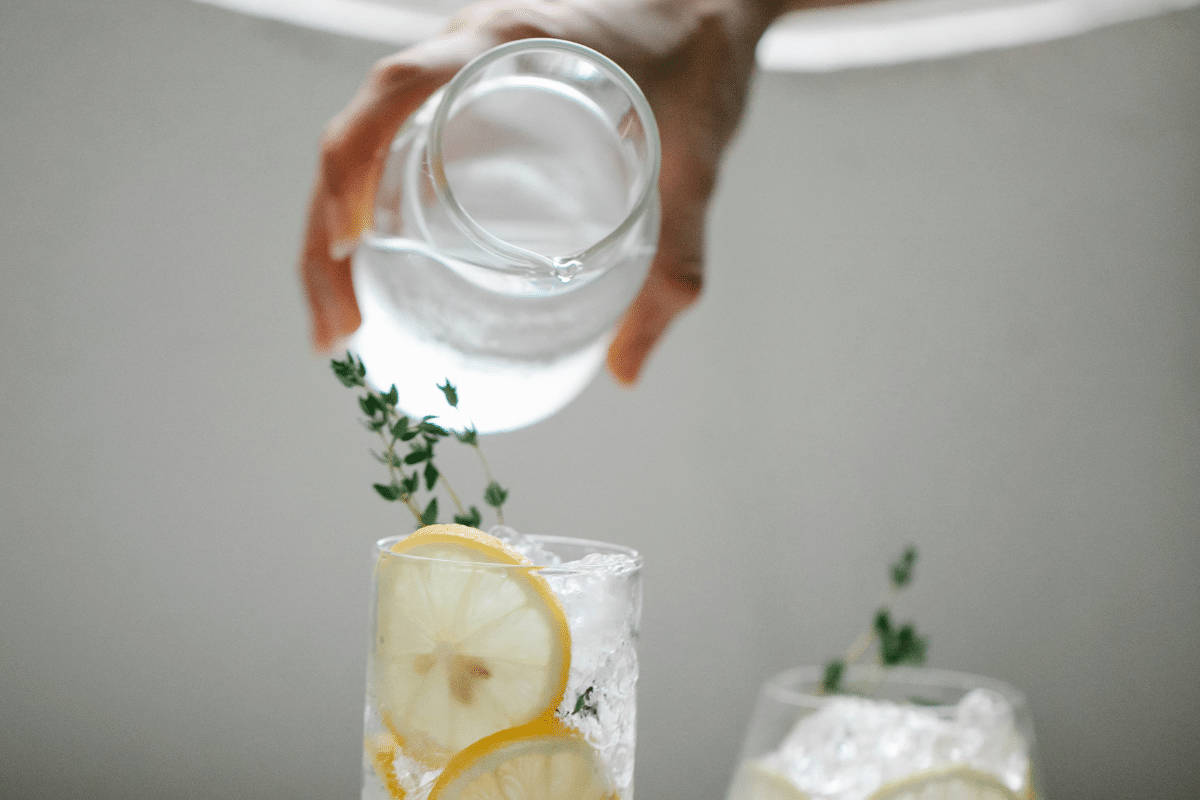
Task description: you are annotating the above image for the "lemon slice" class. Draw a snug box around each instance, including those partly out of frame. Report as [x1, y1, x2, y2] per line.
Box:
[374, 524, 571, 766]
[428, 717, 617, 800]
[364, 731, 406, 800]
[865, 766, 1022, 800]
[726, 760, 811, 800]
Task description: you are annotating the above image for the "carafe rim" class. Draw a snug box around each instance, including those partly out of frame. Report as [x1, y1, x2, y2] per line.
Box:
[425, 37, 662, 280]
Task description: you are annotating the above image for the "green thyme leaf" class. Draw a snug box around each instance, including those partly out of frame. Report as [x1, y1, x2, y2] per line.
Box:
[890, 546, 918, 589]
[887, 624, 928, 666]
[383, 385, 399, 407]
[454, 507, 482, 527]
[359, 394, 382, 418]
[404, 442, 432, 465]
[879, 631, 900, 664]
[331, 353, 366, 388]
[484, 482, 508, 508]
[424, 461, 439, 491]
[572, 686, 598, 718]
[420, 421, 449, 438]
[822, 659, 846, 694]
[878, 619, 928, 667]
[455, 427, 478, 446]
[390, 417, 411, 440]
[373, 483, 402, 501]
[420, 497, 439, 526]
[401, 474, 420, 495]
[438, 380, 459, 408]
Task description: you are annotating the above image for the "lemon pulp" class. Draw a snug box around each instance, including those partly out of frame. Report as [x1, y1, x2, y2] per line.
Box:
[373, 525, 571, 766]
[428, 717, 617, 800]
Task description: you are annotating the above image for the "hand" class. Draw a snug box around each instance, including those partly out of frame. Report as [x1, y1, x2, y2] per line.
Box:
[300, 0, 787, 384]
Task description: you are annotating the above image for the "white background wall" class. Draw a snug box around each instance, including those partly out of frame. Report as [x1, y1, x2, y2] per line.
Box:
[1, 1, 1197, 798]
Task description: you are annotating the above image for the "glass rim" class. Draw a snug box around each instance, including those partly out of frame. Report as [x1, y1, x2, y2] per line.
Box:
[374, 531, 644, 573]
[760, 664, 1031, 712]
[426, 37, 661, 278]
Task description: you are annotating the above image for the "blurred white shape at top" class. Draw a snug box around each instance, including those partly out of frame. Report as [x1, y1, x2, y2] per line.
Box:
[193, 0, 1199, 71]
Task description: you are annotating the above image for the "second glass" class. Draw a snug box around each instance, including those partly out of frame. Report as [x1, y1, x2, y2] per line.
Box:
[727, 666, 1043, 800]
[362, 530, 644, 800]
[350, 39, 661, 434]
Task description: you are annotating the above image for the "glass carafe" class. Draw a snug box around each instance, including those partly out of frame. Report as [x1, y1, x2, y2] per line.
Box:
[349, 39, 661, 433]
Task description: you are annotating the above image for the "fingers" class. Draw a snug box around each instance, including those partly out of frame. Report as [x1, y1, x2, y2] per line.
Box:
[607, 247, 704, 385]
[606, 45, 726, 385]
[607, 118, 710, 384]
[323, 36, 486, 246]
[606, 153, 710, 385]
[301, 173, 361, 351]
[606, 156, 708, 385]
[300, 35, 484, 351]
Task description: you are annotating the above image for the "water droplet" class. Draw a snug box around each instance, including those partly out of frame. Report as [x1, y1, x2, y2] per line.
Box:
[550, 257, 585, 283]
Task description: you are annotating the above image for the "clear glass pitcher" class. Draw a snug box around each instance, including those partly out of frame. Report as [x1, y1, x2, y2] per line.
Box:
[349, 38, 661, 433]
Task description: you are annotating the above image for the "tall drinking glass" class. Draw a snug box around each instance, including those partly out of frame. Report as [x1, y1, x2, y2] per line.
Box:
[362, 529, 643, 800]
[727, 666, 1043, 800]
[350, 39, 661, 434]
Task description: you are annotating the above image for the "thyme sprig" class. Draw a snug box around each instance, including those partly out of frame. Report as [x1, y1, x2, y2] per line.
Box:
[332, 353, 508, 528]
[822, 546, 928, 694]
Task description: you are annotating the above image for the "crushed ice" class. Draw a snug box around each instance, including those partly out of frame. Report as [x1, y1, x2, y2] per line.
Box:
[488, 524, 562, 564]
[487, 526, 640, 794]
[755, 689, 1030, 800]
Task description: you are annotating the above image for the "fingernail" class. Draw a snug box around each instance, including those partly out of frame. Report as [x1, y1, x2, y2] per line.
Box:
[329, 237, 359, 262]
